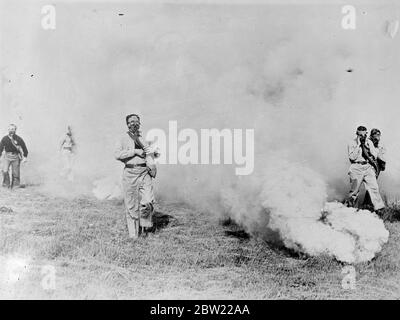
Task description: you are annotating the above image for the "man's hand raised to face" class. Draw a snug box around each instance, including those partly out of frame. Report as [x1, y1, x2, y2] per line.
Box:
[357, 130, 367, 146]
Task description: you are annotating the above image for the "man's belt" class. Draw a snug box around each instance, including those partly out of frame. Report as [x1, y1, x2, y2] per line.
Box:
[125, 163, 147, 169]
[351, 160, 368, 165]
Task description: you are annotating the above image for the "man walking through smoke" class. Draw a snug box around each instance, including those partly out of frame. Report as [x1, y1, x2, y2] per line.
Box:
[60, 125, 75, 181]
[114, 114, 157, 238]
[362, 128, 386, 213]
[370, 128, 386, 177]
[346, 126, 385, 213]
[0, 124, 28, 189]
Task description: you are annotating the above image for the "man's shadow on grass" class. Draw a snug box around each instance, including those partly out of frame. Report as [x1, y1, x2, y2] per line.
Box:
[221, 217, 251, 241]
[148, 211, 176, 232]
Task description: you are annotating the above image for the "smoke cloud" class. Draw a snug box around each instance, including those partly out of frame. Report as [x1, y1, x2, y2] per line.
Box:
[1, 1, 399, 261]
[221, 159, 389, 263]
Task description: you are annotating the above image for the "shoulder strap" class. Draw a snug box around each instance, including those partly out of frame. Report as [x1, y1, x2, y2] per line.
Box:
[361, 142, 378, 174]
[127, 131, 145, 149]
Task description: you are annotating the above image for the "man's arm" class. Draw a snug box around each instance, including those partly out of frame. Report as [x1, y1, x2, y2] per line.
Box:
[18, 137, 28, 158]
[114, 138, 140, 161]
[378, 143, 386, 162]
[0, 137, 5, 157]
[348, 139, 361, 161]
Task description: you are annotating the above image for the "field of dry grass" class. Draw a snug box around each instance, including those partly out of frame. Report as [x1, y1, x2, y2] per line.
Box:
[0, 186, 400, 299]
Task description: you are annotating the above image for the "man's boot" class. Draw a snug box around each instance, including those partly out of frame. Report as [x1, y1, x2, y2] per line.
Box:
[11, 176, 20, 189]
[375, 208, 392, 222]
[375, 208, 386, 219]
[344, 197, 355, 208]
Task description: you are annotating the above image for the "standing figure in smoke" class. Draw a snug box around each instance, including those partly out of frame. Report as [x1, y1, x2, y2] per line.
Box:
[370, 128, 386, 177]
[60, 125, 76, 182]
[114, 114, 157, 239]
[0, 124, 28, 189]
[346, 126, 385, 213]
[362, 128, 387, 213]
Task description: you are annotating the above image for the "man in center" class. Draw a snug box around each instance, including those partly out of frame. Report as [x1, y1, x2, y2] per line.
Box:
[115, 114, 156, 239]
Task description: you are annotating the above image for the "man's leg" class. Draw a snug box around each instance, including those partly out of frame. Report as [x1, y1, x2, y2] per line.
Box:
[138, 174, 155, 229]
[64, 151, 74, 181]
[2, 157, 11, 188]
[362, 190, 374, 211]
[122, 169, 140, 239]
[364, 167, 385, 211]
[10, 159, 20, 188]
[67, 152, 74, 181]
[347, 164, 364, 207]
[61, 150, 69, 178]
[60, 152, 66, 178]
[125, 209, 140, 238]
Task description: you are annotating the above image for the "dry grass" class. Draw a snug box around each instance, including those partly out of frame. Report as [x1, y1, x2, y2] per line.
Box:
[0, 186, 400, 299]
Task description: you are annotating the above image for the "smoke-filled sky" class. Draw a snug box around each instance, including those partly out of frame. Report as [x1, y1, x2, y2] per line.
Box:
[1, 0, 400, 204]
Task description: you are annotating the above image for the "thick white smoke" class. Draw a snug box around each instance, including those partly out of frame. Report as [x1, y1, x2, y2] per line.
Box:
[220, 159, 389, 263]
[1, 1, 399, 261]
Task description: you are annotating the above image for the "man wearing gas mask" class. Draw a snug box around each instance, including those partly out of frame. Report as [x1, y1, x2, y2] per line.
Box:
[346, 126, 385, 213]
[114, 114, 158, 239]
[369, 128, 386, 177]
[362, 128, 387, 213]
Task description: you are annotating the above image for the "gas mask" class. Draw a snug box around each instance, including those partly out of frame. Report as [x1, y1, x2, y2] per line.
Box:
[129, 123, 140, 134]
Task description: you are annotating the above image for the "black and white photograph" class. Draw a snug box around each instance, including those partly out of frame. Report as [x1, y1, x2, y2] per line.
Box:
[1, 0, 400, 303]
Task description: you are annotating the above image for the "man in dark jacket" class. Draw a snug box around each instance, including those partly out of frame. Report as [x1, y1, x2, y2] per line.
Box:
[362, 128, 387, 215]
[0, 124, 28, 188]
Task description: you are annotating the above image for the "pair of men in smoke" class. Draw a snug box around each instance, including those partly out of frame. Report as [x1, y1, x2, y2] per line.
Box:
[347, 126, 386, 215]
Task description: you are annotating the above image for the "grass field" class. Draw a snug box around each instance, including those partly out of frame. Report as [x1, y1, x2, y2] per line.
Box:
[0, 186, 400, 299]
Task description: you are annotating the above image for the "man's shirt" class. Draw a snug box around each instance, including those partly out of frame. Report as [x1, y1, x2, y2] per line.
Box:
[348, 137, 377, 163]
[0, 134, 28, 157]
[114, 133, 146, 166]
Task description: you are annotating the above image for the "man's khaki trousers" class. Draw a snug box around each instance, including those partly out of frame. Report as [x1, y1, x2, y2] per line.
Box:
[122, 166, 155, 238]
[348, 163, 384, 210]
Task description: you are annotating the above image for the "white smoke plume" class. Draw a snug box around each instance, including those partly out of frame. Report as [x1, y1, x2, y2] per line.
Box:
[221, 159, 389, 263]
[1, 1, 399, 261]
